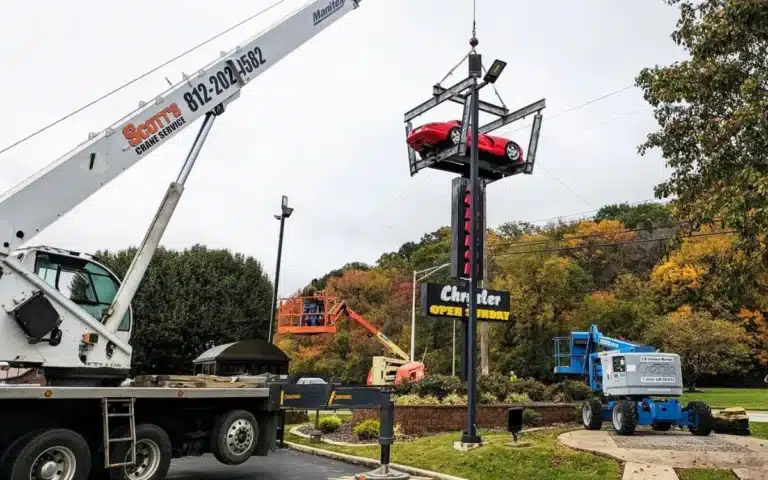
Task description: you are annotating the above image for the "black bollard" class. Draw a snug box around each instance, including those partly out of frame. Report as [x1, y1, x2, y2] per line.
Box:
[354, 400, 409, 480]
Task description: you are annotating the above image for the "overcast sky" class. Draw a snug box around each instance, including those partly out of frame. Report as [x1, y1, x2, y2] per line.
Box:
[0, 0, 686, 296]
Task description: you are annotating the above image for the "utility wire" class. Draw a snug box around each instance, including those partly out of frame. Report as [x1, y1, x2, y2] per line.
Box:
[0, 0, 289, 157]
[489, 219, 719, 249]
[489, 231, 736, 258]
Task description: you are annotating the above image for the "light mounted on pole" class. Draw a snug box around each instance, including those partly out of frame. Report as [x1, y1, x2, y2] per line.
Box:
[268, 196, 292, 343]
[483, 59, 506, 84]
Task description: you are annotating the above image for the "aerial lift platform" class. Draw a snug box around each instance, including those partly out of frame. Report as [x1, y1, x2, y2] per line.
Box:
[554, 325, 713, 436]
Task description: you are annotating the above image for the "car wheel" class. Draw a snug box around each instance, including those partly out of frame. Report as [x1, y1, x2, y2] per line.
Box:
[505, 142, 522, 162]
[449, 127, 462, 146]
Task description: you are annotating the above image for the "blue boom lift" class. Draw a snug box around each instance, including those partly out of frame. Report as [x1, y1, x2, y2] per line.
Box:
[553, 325, 713, 436]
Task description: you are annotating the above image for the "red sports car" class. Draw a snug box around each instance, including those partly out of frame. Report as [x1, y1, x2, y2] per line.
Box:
[406, 120, 523, 163]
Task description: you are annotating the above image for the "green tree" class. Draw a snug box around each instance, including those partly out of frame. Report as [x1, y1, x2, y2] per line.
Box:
[636, 0, 768, 249]
[645, 306, 752, 391]
[595, 202, 674, 229]
[97, 245, 273, 375]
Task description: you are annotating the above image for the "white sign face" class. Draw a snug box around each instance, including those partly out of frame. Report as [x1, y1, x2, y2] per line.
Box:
[641, 376, 677, 384]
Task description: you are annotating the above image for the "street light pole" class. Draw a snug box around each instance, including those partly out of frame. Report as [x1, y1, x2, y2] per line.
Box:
[410, 263, 450, 361]
[267, 196, 293, 344]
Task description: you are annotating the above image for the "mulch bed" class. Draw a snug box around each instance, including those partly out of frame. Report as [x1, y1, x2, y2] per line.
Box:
[296, 421, 417, 444]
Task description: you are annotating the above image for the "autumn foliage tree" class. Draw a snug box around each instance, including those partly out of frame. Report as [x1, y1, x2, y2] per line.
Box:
[645, 306, 752, 391]
[636, 0, 768, 250]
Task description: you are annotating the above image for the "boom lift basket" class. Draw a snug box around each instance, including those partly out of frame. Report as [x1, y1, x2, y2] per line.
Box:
[276, 291, 337, 335]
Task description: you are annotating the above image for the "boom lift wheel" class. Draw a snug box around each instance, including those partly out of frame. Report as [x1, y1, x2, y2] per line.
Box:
[582, 398, 603, 430]
[107, 423, 171, 480]
[611, 401, 637, 436]
[651, 421, 673, 432]
[211, 409, 259, 465]
[2, 428, 91, 480]
[686, 401, 713, 436]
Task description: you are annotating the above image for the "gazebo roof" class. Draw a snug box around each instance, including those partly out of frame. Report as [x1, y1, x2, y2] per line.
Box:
[193, 339, 290, 364]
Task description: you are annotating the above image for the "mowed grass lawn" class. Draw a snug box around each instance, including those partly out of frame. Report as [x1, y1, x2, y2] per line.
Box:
[289, 427, 620, 480]
[752, 422, 768, 439]
[288, 425, 766, 480]
[681, 388, 768, 410]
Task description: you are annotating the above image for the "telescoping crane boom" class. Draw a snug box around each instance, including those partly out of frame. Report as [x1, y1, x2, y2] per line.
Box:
[0, 0, 363, 385]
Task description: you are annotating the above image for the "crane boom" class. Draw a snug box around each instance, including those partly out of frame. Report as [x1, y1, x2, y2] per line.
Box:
[0, 0, 361, 256]
[0, 0, 364, 383]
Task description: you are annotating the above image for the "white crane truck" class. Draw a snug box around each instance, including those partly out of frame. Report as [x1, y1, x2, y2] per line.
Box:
[0, 1, 365, 479]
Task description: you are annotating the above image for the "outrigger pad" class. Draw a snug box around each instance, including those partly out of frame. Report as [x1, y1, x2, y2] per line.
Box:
[11, 290, 61, 340]
[355, 465, 410, 480]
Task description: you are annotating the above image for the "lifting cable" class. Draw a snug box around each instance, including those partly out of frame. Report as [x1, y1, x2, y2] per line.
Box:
[436, 0, 506, 110]
[0, 0, 289, 157]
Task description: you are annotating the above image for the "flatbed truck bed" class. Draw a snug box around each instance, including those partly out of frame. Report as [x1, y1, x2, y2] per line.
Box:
[0, 380, 286, 479]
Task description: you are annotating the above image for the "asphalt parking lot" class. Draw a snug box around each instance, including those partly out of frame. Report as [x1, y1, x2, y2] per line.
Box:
[167, 449, 364, 480]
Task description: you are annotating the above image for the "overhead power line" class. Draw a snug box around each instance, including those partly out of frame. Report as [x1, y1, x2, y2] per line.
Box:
[0, 0, 289, 157]
[489, 230, 736, 258]
[489, 218, 727, 249]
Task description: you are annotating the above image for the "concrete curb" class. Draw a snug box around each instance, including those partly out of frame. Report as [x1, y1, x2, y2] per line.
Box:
[289, 425, 378, 447]
[284, 441, 468, 480]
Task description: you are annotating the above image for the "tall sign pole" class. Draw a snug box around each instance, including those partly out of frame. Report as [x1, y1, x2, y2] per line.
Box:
[462, 48, 483, 445]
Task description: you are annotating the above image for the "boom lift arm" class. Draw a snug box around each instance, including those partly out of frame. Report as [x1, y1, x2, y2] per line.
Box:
[0, 0, 364, 383]
[329, 301, 410, 362]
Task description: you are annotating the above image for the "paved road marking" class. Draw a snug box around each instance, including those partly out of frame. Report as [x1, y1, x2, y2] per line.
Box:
[622, 462, 678, 480]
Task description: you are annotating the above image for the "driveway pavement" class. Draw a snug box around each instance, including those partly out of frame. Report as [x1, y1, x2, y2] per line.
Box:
[748, 411, 768, 423]
[167, 449, 363, 480]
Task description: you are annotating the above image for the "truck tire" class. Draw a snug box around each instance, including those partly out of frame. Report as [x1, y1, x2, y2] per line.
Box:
[3, 428, 91, 480]
[107, 423, 172, 480]
[611, 401, 637, 436]
[582, 398, 603, 430]
[687, 401, 713, 436]
[211, 409, 259, 465]
[0, 429, 47, 479]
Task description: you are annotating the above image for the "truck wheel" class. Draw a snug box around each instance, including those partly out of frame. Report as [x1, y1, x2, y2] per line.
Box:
[652, 421, 673, 432]
[582, 398, 603, 430]
[611, 401, 637, 436]
[211, 409, 259, 465]
[108, 424, 172, 480]
[4, 428, 91, 480]
[0, 429, 47, 479]
[687, 401, 713, 436]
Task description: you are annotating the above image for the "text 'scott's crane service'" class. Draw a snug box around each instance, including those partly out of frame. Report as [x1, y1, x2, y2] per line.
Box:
[0, 2, 369, 480]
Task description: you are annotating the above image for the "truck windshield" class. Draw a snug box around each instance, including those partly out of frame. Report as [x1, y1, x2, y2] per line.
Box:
[34, 252, 131, 332]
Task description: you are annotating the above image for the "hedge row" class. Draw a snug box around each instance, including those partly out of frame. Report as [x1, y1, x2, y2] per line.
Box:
[395, 374, 593, 404]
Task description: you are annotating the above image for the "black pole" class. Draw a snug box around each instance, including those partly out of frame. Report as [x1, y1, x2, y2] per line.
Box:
[379, 401, 395, 466]
[267, 214, 286, 343]
[462, 51, 482, 445]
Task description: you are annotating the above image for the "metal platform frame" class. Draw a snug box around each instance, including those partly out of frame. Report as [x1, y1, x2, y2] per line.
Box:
[404, 65, 545, 184]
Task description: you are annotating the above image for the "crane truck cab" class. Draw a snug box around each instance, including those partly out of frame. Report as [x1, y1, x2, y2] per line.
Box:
[13, 245, 133, 339]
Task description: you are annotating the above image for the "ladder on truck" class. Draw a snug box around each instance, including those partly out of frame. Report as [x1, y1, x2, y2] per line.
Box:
[101, 398, 137, 468]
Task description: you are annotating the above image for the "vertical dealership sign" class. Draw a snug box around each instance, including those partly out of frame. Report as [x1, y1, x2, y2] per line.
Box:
[450, 177, 485, 280]
[420, 283, 511, 322]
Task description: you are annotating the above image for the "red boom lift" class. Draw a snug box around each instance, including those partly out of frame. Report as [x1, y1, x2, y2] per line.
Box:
[277, 291, 425, 386]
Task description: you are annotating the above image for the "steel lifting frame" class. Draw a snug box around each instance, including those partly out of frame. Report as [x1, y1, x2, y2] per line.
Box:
[404, 73, 545, 184]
